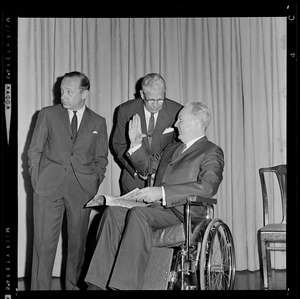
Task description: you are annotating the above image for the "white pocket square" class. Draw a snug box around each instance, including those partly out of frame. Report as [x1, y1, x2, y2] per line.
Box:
[162, 127, 174, 134]
[92, 131, 98, 134]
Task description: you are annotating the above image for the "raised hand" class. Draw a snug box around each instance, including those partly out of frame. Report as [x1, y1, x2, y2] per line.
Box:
[129, 114, 147, 148]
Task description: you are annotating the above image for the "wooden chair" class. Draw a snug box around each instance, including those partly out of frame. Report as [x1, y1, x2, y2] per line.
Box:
[258, 164, 286, 289]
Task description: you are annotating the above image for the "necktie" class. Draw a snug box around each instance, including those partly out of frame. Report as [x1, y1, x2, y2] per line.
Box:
[147, 113, 155, 146]
[173, 143, 186, 160]
[181, 143, 187, 153]
[71, 111, 78, 142]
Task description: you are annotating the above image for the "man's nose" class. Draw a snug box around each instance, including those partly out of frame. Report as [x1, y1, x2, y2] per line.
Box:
[152, 101, 159, 108]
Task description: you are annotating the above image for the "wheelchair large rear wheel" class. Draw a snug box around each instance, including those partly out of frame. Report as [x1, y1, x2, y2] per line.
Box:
[199, 218, 236, 290]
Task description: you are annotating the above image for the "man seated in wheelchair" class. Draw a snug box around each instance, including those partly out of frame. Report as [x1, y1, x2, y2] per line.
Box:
[85, 101, 224, 290]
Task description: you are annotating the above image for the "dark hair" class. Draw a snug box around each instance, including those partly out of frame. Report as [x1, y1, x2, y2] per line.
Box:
[64, 71, 90, 91]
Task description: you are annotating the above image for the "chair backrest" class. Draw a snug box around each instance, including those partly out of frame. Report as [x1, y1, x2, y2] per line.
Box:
[259, 164, 286, 226]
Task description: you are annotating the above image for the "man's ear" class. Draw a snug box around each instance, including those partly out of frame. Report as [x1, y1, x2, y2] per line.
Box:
[82, 89, 89, 100]
[139, 90, 144, 99]
[195, 118, 203, 130]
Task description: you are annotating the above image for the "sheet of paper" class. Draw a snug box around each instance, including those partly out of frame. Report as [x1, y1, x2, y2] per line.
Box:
[85, 188, 147, 209]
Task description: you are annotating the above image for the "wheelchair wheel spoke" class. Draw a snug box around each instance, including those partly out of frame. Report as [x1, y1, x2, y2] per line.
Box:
[198, 220, 236, 290]
[167, 218, 235, 291]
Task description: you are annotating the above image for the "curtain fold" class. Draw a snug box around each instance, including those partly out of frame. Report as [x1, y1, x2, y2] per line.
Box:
[18, 17, 286, 277]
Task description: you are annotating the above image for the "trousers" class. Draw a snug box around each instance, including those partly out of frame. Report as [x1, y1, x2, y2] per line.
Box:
[85, 203, 181, 290]
[31, 165, 91, 290]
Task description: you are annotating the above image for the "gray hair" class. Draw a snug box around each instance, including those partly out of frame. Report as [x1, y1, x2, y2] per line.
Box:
[186, 102, 212, 130]
[141, 73, 166, 93]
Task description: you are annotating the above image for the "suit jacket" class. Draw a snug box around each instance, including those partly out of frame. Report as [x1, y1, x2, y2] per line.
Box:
[112, 98, 182, 192]
[128, 136, 224, 219]
[28, 104, 108, 197]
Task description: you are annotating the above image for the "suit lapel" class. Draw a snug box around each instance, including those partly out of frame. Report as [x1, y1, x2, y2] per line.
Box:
[155, 106, 169, 130]
[78, 107, 92, 134]
[153, 107, 168, 134]
[148, 104, 170, 150]
[58, 105, 72, 135]
[171, 143, 186, 161]
[74, 107, 94, 146]
[172, 136, 208, 162]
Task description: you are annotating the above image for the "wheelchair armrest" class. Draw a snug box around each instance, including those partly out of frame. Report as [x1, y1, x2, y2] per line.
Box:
[186, 195, 217, 205]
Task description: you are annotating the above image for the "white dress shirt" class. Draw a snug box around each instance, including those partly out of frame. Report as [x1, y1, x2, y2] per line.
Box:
[68, 105, 86, 130]
[144, 107, 158, 130]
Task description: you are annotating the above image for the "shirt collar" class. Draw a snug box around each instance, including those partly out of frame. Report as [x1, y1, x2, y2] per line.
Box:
[143, 106, 158, 116]
[185, 135, 206, 150]
[68, 105, 86, 118]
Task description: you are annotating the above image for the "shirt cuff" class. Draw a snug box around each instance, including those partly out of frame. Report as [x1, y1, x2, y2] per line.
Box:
[161, 186, 166, 206]
[128, 143, 142, 155]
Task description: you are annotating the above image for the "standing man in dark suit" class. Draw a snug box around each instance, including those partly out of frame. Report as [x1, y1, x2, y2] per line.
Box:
[28, 71, 108, 290]
[112, 73, 182, 194]
[85, 102, 224, 290]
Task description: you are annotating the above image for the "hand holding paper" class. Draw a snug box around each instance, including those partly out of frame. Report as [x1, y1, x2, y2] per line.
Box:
[85, 188, 147, 209]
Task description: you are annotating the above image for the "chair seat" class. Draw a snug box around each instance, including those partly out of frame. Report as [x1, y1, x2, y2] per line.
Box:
[152, 219, 208, 247]
[259, 223, 286, 232]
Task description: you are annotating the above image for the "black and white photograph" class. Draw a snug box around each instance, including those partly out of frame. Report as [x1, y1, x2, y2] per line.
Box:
[1, 2, 297, 298]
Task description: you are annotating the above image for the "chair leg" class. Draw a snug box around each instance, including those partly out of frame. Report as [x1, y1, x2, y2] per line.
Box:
[260, 238, 269, 289]
[266, 243, 272, 277]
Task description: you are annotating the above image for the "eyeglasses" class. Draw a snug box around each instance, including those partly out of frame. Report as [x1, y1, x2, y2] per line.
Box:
[143, 95, 165, 105]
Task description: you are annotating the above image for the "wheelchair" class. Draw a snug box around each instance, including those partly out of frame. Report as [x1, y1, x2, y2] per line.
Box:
[142, 195, 236, 290]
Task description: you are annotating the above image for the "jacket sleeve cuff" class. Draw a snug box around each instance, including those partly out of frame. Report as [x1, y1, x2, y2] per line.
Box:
[161, 186, 166, 206]
[128, 143, 142, 155]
